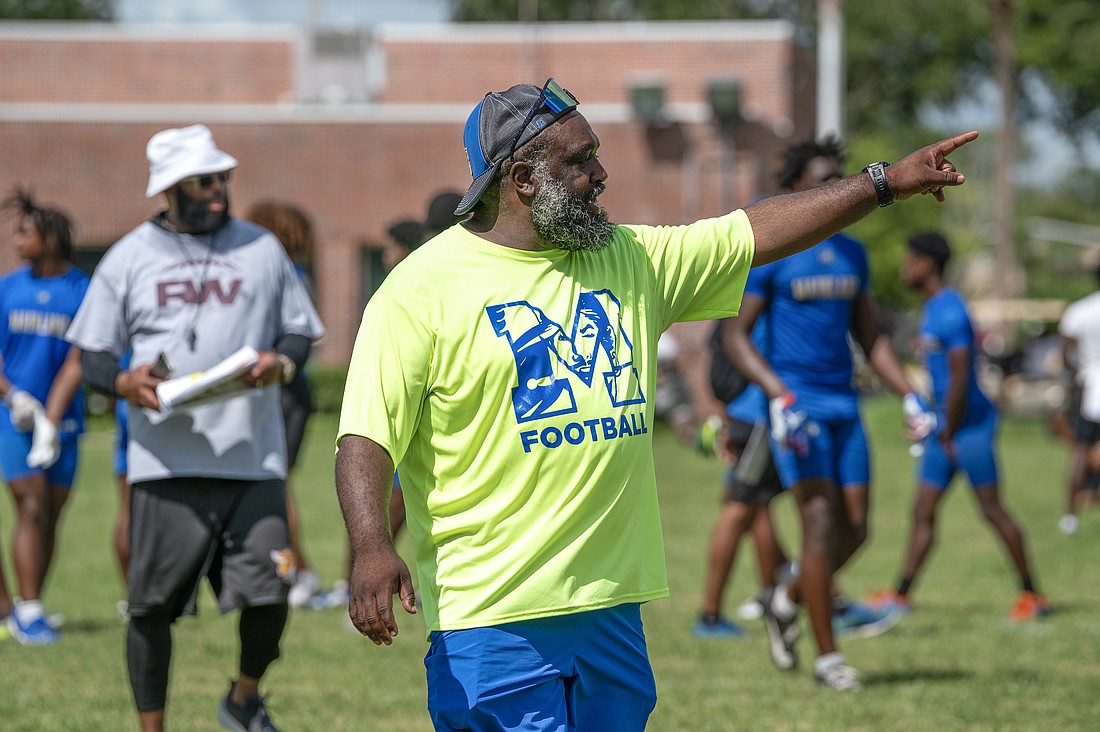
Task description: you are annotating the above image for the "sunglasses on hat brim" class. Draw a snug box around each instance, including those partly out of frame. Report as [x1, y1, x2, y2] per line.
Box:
[506, 78, 579, 160]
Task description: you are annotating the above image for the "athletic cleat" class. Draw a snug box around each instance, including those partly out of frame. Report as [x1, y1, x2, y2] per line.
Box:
[304, 580, 350, 611]
[8, 613, 59, 646]
[219, 684, 279, 732]
[44, 609, 64, 630]
[815, 662, 862, 692]
[1058, 514, 1079, 536]
[735, 595, 764, 621]
[760, 586, 799, 671]
[693, 615, 748, 639]
[866, 589, 913, 616]
[287, 568, 323, 608]
[833, 602, 902, 640]
[1008, 591, 1050, 622]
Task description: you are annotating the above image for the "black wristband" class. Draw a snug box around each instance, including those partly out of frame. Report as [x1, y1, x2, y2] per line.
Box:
[863, 161, 894, 207]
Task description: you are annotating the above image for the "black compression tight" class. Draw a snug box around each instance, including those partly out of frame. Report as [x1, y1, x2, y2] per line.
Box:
[127, 614, 173, 713]
[239, 604, 288, 679]
[127, 604, 288, 713]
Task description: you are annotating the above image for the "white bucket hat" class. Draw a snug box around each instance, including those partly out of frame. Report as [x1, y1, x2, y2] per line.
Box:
[145, 124, 238, 198]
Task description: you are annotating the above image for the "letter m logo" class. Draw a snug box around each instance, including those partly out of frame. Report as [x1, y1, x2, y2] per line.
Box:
[486, 289, 645, 424]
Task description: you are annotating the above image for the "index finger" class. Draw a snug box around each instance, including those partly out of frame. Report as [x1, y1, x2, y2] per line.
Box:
[932, 130, 979, 157]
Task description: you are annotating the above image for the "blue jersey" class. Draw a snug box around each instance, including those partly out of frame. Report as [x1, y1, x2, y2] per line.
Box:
[917, 287, 993, 427]
[0, 266, 89, 437]
[745, 232, 869, 397]
[726, 314, 768, 424]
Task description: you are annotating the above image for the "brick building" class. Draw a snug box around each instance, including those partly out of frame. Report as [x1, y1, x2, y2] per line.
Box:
[0, 20, 815, 414]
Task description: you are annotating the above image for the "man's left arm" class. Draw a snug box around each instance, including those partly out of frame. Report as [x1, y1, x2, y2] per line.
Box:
[940, 347, 971, 444]
[746, 131, 978, 266]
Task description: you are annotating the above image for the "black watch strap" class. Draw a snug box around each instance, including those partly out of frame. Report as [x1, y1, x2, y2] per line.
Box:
[864, 161, 894, 207]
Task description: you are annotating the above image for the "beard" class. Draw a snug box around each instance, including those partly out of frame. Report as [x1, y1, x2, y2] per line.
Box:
[530, 162, 614, 252]
[171, 185, 230, 234]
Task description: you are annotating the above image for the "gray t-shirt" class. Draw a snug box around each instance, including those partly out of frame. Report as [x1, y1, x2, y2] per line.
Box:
[67, 217, 325, 483]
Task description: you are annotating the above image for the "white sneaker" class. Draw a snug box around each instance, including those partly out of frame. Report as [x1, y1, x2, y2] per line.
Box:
[1058, 514, 1079, 536]
[288, 569, 322, 608]
[761, 585, 799, 671]
[735, 596, 764, 621]
[815, 662, 862, 692]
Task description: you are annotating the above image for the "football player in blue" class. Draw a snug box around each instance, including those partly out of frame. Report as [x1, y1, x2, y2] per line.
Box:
[867, 232, 1047, 622]
[725, 138, 933, 691]
[0, 188, 88, 645]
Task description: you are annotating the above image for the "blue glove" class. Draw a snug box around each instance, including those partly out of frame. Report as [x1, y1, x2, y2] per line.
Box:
[902, 392, 937, 441]
[769, 392, 815, 458]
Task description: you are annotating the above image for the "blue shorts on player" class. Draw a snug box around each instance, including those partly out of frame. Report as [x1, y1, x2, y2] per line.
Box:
[0, 431, 79, 487]
[916, 408, 999, 491]
[115, 399, 129, 477]
[770, 385, 869, 490]
[425, 603, 656, 732]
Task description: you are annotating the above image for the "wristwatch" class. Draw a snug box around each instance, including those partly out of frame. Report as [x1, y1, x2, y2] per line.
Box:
[276, 353, 297, 385]
[863, 161, 894, 207]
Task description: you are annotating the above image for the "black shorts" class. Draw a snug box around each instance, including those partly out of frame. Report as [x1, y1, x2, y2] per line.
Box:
[1075, 414, 1100, 445]
[127, 477, 291, 620]
[281, 373, 315, 469]
[724, 418, 782, 505]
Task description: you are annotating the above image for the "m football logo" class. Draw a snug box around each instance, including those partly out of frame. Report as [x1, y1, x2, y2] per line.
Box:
[486, 289, 645, 424]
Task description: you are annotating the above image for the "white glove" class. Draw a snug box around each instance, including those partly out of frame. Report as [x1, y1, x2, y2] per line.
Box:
[6, 389, 44, 432]
[769, 392, 815, 457]
[27, 410, 61, 469]
[902, 392, 937, 441]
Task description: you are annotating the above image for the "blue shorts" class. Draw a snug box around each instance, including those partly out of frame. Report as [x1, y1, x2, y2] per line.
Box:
[917, 410, 999, 490]
[771, 414, 869, 490]
[114, 400, 129, 477]
[425, 603, 657, 732]
[0, 430, 79, 487]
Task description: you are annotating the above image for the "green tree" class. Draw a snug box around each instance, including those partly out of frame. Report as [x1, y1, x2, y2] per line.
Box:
[0, 0, 113, 20]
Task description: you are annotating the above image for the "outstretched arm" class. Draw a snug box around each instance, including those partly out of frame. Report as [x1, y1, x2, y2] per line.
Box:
[746, 131, 978, 266]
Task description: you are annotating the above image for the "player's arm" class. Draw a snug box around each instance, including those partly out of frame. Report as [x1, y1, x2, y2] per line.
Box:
[43, 347, 83, 425]
[745, 131, 978, 266]
[851, 292, 914, 398]
[0, 353, 12, 396]
[725, 295, 786, 399]
[336, 434, 417, 646]
[940, 347, 971, 442]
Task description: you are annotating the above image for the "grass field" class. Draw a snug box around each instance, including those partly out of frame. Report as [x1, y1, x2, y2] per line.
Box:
[2, 397, 1099, 731]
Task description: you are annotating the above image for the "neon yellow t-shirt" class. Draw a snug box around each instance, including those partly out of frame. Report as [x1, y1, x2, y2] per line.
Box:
[338, 211, 755, 633]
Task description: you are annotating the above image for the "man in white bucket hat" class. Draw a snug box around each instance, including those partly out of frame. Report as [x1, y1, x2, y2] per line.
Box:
[67, 125, 324, 732]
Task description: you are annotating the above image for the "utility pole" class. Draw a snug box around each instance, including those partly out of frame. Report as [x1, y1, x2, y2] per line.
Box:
[993, 0, 1023, 295]
[816, 0, 844, 140]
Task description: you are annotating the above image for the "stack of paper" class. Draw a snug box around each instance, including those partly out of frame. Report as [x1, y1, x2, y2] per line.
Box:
[155, 345, 260, 412]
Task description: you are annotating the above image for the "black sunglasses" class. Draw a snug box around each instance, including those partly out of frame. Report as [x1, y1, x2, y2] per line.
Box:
[181, 171, 232, 190]
[506, 78, 579, 161]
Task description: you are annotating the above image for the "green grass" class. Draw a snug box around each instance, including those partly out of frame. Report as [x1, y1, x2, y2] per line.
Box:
[2, 398, 1099, 730]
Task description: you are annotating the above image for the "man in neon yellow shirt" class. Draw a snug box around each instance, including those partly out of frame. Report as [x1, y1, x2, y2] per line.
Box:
[336, 78, 977, 729]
